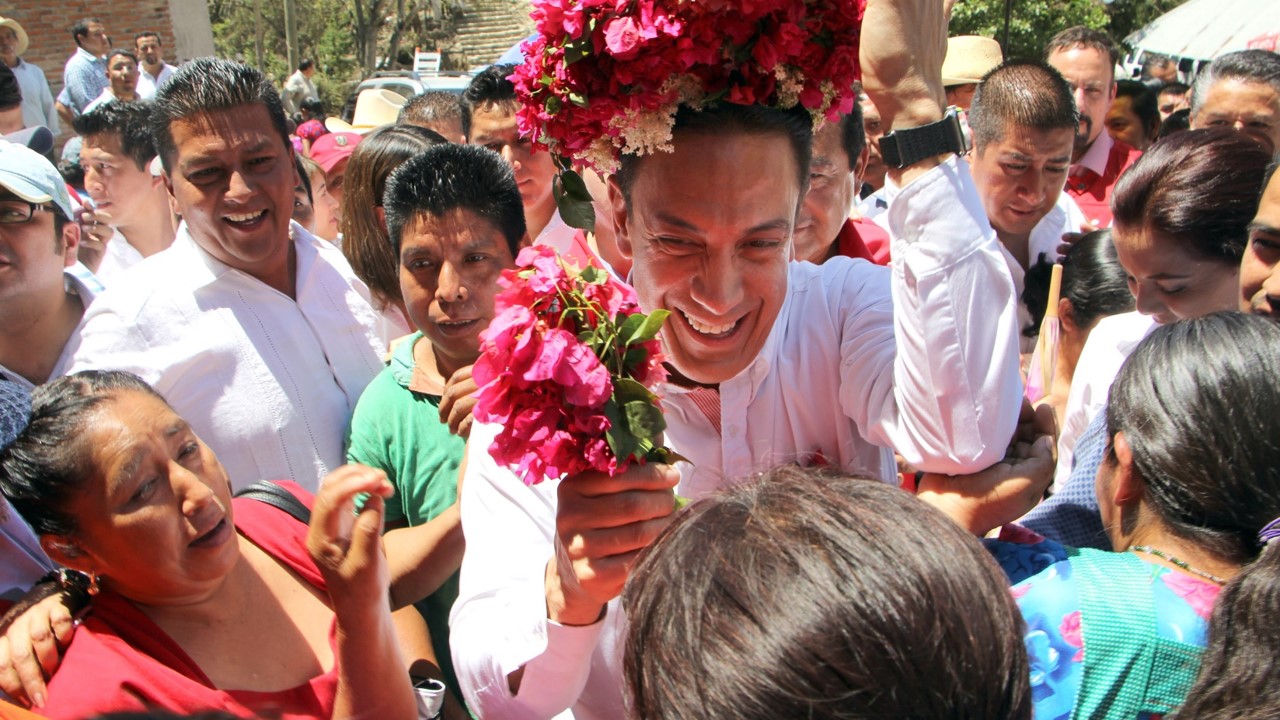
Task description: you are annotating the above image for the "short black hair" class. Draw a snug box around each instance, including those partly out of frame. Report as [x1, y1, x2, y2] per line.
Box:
[73, 101, 157, 171]
[460, 64, 518, 140]
[150, 57, 290, 173]
[1190, 49, 1280, 117]
[298, 58, 314, 72]
[837, 100, 866, 169]
[1115, 79, 1160, 141]
[299, 96, 325, 117]
[383, 143, 525, 258]
[1158, 81, 1190, 98]
[969, 60, 1079, 151]
[615, 102, 813, 206]
[400, 90, 462, 128]
[71, 18, 103, 46]
[105, 48, 138, 67]
[1044, 26, 1119, 78]
[134, 31, 161, 46]
[0, 64, 20, 111]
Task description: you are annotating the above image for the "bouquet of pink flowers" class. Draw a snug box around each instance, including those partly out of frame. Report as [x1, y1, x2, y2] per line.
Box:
[511, 0, 865, 175]
[472, 245, 678, 484]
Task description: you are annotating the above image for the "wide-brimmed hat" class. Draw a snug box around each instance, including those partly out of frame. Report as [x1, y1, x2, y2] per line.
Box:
[325, 89, 406, 134]
[941, 36, 1004, 86]
[0, 17, 28, 56]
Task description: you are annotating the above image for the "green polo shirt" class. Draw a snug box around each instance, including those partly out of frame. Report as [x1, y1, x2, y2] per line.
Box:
[347, 331, 464, 696]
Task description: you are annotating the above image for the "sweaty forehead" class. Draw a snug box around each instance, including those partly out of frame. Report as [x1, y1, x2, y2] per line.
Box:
[171, 107, 282, 156]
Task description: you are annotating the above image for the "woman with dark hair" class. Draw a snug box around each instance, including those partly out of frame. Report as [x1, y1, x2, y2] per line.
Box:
[996, 313, 1280, 720]
[623, 467, 1032, 720]
[1051, 128, 1270, 503]
[0, 371, 416, 719]
[340, 123, 445, 332]
[1022, 230, 1134, 422]
[295, 96, 328, 155]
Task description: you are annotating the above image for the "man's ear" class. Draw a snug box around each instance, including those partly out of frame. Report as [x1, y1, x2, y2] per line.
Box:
[40, 535, 94, 573]
[852, 145, 870, 188]
[1110, 431, 1145, 507]
[1058, 298, 1077, 333]
[61, 217, 82, 269]
[607, 176, 632, 261]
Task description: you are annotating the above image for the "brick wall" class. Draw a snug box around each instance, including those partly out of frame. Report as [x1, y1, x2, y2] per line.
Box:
[0, 0, 212, 102]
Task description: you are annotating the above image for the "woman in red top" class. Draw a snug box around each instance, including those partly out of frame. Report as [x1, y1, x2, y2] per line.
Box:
[0, 371, 416, 720]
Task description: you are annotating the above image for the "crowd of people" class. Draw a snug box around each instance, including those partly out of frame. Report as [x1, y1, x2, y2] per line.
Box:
[0, 0, 1277, 718]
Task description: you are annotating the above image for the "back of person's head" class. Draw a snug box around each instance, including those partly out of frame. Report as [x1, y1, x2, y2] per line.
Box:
[837, 100, 865, 169]
[460, 63, 517, 139]
[1114, 79, 1160, 137]
[0, 63, 19, 112]
[150, 57, 289, 173]
[1043, 26, 1119, 70]
[384, 143, 525, 256]
[1158, 107, 1191, 138]
[1022, 229, 1133, 336]
[1189, 49, 1280, 116]
[73, 101, 156, 171]
[400, 90, 462, 131]
[340, 123, 446, 309]
[1106, 312, 1280, 566]
[970, 59, 1079, 151]
[1111, 128, 1269, 265]
[298, 58, 314, 73]
[622, 467, 1032, 720]
[299, 96, 325, 118]
[0, 371, 164, 537]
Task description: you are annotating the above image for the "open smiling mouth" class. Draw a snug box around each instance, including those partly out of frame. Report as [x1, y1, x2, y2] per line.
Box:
[680, 309, 740, 339]
[224, 209, 267, 228]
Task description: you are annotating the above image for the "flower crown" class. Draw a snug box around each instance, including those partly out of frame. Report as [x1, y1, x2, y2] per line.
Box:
[511, 0, 866, 177]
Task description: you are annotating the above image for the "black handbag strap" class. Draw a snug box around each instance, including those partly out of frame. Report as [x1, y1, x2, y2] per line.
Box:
[234, 481, 311, 525]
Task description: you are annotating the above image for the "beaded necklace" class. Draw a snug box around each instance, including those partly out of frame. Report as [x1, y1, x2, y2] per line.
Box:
[1129, 545, 1227, 586]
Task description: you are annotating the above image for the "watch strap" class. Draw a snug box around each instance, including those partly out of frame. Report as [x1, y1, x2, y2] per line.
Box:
[880, 109, 968, 169]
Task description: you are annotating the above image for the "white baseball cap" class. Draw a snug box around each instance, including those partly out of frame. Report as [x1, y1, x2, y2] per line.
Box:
[0, 140, 75, 220]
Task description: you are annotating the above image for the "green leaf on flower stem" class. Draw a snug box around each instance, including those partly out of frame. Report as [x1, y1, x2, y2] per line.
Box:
[553, 173, 596, 231]
[579, 265, 607, 285]
[622, 345, 648, 372]
[568, 92, 589, 108]
[545, 96, 562, 115]
[616, 313, 646, 347]
[604, 399, 639, 460]
[627, 309, 669, 345]
[613, 377, 654, 405]
[624, 400, 667, 442]
[559, 167, 594, 202]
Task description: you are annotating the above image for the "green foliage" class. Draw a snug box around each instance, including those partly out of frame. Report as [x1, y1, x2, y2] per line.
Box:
[949, 0, 1110, 60]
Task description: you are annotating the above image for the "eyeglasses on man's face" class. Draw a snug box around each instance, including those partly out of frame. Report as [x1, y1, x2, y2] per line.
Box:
[0, 200, 50, 225]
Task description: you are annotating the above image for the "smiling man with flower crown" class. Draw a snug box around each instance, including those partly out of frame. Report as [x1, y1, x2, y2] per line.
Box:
[450, 0, 1025, 716]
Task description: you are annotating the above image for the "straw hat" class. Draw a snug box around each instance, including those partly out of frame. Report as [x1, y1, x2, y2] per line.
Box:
[0, 17, 29, 56]
[325, 89, 407, 134]
[941, 36, 1003, 86]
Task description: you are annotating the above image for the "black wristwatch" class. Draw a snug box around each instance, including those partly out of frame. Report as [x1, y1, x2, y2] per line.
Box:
[879, 107, 969, 169]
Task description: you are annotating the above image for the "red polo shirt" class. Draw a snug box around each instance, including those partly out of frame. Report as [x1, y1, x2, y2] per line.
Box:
[835, 217, 892, 265]
[1066, 136, 1141, 228]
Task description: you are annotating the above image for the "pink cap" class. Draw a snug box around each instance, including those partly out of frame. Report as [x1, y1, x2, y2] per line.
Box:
[309, 131, 362, 173]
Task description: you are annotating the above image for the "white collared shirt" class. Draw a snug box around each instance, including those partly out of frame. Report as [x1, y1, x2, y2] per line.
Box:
[136, 63, 176, 100]
[9, 58, 59, 134]
[450, 156, 1024, 720]
[1003, 192, 1089, 351]
[94, 228, 145, 285]
[69, 222, 392, 492]
[1052, 310, 1157, 489]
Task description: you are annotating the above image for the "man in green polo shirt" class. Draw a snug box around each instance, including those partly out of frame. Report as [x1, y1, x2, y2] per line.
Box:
[346, 142, 525, 709]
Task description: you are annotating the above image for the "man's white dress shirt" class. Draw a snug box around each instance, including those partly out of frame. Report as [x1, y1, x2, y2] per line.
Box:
[69, 222, 391, 492]
[10, 58, 59, 134]
[450, 156, 1023, 719]
[136, 63, 176, 99]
